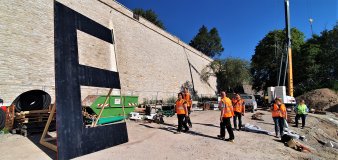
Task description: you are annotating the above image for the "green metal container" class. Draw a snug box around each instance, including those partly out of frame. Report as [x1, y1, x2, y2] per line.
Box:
[90, 96, 138, 118]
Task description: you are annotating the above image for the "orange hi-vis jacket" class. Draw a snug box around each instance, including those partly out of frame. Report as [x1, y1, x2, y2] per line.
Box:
[271, 103, 286, 118]
[221, 97, 234, 118]
[175, 99, 186, 115]
[233, 98, 244, 113]
[184, 93, 192, 107]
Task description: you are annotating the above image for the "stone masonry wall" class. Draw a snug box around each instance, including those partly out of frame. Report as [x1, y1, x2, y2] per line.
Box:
[0, 0, 216, 104]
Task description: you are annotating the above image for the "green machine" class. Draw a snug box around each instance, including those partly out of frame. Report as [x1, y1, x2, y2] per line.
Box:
[88, 96, 138, 124]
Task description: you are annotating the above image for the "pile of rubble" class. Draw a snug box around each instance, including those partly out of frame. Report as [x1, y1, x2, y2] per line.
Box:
[297, 88, 338, 112]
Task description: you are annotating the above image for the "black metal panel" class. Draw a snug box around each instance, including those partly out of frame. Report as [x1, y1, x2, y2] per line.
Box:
[54, 2, 128, 160]
[75, 11, 113, 44]
[78, 65, 121, 88]
[81, 123, 128, 154]
[54, 3, 84, 158]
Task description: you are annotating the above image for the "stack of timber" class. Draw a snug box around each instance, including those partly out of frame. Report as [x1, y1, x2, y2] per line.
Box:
[13, 109, 56, 136]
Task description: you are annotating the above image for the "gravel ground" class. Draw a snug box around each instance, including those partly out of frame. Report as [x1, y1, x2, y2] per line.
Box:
[1, 109, 337, 160]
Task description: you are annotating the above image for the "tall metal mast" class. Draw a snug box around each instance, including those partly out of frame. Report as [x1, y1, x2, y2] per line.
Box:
[284, 0, 294, 96]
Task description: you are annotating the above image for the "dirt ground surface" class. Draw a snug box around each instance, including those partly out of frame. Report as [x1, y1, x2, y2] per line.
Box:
[1, 109, 337, 160]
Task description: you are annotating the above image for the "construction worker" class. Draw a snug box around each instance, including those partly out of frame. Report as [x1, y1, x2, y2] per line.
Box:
[232, 94, 245, 131]
[271, 98, 287, 138]
[295, 99, 308, 129]
[183, 87, 192, 128]
[175, 93, 189, 133]
[217, 91, 235, 142]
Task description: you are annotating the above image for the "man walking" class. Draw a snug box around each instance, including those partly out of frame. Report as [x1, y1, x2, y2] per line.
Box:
[233, 94, 245, 131]
[175, 93, 189, 133]
[217, 91, 235, 142]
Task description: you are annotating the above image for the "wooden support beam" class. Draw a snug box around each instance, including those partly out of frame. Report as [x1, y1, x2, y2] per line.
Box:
[39, 102, 57, 152]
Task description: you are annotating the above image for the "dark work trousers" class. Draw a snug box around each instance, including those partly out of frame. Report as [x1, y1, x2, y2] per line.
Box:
[177, 114, 189, 132]
[273, 117, 285, 136]
[186, 106, 192, 127]
[220, 117, 235, 140]
[233, 111, 242, 130]
[295, 114, 307, 128]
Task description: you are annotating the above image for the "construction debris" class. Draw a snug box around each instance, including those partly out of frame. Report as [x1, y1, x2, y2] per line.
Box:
[297, 88, 338, 113]
[282, 134, 311, 152]
[243, 123, 273, 135]
[251, 112, 265, 121]
[283, 129, 306, 141]
[13, 109, 56, 136]
[325, 141, 338, 149]
[314, 136, 338, 149]
[287, 139, 311, 152]
[313, 110, 327, 115]
[12, 90, 51, 112]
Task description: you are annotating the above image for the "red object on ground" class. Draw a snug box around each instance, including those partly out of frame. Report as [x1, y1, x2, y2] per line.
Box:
[1, 106, 6, 112]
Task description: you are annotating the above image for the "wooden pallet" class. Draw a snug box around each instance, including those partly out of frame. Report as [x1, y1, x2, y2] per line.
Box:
[15, 109, 56, 124]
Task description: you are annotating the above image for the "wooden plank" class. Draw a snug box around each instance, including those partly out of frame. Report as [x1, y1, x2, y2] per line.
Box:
[93, 88, 112, 127]
[40, 102, 57, 152]
[40, 141, 57, 152]
[17, 109, 50, 114]
[44, 137, 57, 141]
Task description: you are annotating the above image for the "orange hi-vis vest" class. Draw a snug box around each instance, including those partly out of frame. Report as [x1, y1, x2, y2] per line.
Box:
[176, 99, 186, 115]
[184, 93, 192, 107]
[221, 97, 233, 118]
[272, 103, 286, 118]
[233, 99, 244, 113]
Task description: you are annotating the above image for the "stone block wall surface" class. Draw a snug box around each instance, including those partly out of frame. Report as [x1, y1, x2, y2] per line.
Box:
[0, 0, 216, 103]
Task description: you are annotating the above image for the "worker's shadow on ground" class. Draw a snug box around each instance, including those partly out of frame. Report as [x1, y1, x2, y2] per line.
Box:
[193, 122, 219, 128]
[27, 133, 57, 160]
[139, 123, 220, 140]
[257, 122, 275, 125]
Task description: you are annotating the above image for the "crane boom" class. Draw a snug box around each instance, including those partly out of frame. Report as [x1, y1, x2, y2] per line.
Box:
[284, 0, 294, 96]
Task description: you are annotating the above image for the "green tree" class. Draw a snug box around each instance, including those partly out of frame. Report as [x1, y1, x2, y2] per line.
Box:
[294, 23, 338, 94]
[133, 8, 165, 29]
[251, 28, 305, 92]
[189, 25, 224, 58]
[201, 58, 251, 93]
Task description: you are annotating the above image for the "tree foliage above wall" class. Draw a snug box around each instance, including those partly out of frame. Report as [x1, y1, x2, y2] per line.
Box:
[189, 25, 224, 58]
[133, 8, 165, 30]
[201, 58, 251, 93]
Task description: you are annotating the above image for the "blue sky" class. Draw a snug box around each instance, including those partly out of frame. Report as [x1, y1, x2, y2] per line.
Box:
[117, 0, 337, 60]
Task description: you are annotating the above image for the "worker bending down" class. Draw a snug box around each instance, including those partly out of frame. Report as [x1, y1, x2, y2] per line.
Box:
[217, 91, 235, 142]
[232, 94, 245, 131]
[175, 93, 189, 133]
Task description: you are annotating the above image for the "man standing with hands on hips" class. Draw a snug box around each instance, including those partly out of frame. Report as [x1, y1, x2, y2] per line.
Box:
[217, 91, 235, 142]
